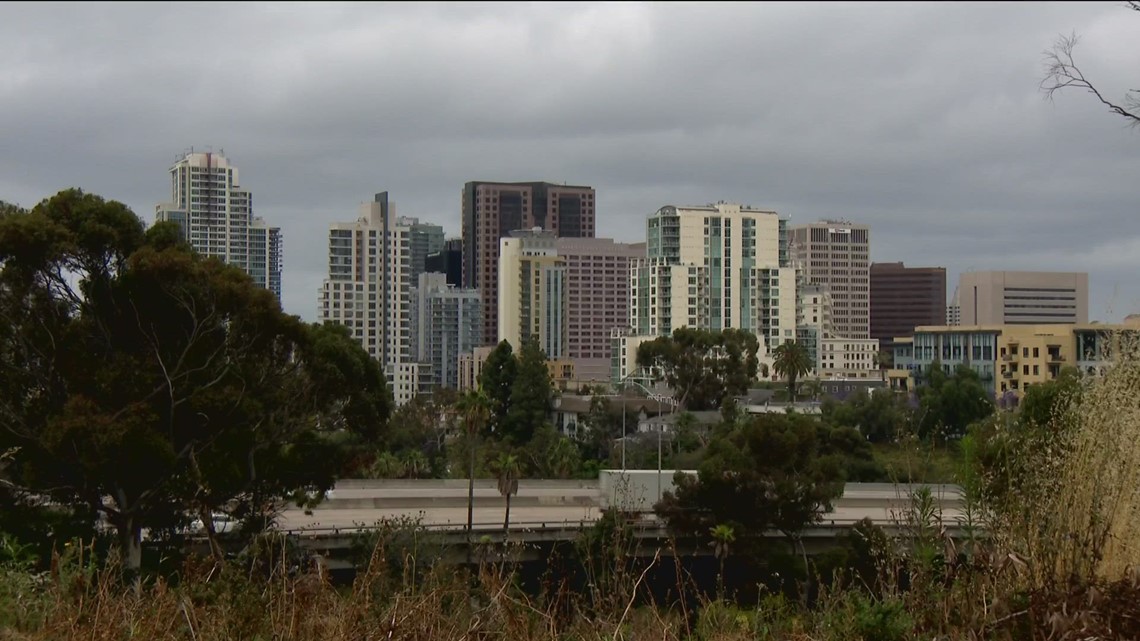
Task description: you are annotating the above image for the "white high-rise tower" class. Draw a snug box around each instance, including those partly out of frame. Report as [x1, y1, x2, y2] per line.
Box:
[155, 150, 282, 299]
[318, 192, 436, 406]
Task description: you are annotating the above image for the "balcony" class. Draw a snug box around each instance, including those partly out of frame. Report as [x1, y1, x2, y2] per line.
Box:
[1047, 353, 1065, 363]
[1002, 353, 1017, 362]
[1002, 370, 1014, 379]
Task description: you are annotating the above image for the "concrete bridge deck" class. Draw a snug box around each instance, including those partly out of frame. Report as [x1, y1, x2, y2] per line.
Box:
[281, 480, 968, 537]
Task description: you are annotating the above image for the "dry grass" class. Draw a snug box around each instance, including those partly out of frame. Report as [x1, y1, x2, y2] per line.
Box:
[999, 333, 1140, 586]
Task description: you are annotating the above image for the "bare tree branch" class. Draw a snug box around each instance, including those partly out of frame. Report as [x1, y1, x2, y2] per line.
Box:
[1041, 31, 1140, 126]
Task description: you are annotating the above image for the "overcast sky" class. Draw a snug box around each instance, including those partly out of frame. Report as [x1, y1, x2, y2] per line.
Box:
[2, 1, 1138, 322]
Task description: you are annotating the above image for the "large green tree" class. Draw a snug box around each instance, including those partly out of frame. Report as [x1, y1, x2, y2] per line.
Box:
[635, 328, 760, 410]
[772, 340, 814, 402]
[0, 190, 390, 570]
[823, 387, 911, 444]
[915, 363, 995, 440]
[655, 412, 859, 562]
[478, 340, 517, 433]
[502, 337, 554, 444]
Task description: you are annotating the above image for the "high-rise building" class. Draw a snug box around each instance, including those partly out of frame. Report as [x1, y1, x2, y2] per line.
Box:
[155, 150, 282, 299]
[956, 271, 1088, 326]
[425, 238, 463, 287]
[947, 286, 961, 326]
[317, 192, 425, 406]
[409, 222, 445, 286]
[622, 202, 797, 377]
[410, 272, 482, 390]
[556, 237, 646, 382]
[462, 181, 596, 345]
[796, 284, 832, 373]
[870, 262, 946, 350]
[789, 221, 870, 339]
[497, 229, 569, 359]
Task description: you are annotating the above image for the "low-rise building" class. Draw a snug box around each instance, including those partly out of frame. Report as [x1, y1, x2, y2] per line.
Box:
[892, 323, 1138, 401]
[457, 345, 576, 391]
[819, 337, 881, 379]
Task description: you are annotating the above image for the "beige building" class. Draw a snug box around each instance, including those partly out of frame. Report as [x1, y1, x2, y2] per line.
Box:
[789, 220, 871, 340]
[498, 229, 568, 359]
[956, 271, 1088, 326]
[457, 345, 575, 391]
[893, 322, 1135, 401]
[621, 201, 797, 380]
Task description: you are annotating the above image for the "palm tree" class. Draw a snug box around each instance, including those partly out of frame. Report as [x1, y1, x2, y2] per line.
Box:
[772, 341, 813, 402]
[402, 450, 429, 479]
[493, 453, 520, 535]
[709, 523, 736, 598]
[545, 435, 581, 479]
[456, 387, 492, 559]
[802, 378, 825, 403]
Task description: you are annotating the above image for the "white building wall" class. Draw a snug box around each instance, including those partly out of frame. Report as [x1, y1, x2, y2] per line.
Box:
[819, 337, 881, 378]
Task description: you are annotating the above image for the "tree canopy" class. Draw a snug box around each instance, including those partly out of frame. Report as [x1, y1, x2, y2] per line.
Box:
[502, 337, 554, 444]
[478, 340, 517, 434]
[635, 328, 760, 410]
[0, 189, 390, 570]
[655, 412, 871, 548]
[914, 363, 994, 440]
[823, 387, 911, 444]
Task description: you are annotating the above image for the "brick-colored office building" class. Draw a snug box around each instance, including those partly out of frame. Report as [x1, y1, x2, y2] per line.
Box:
[556, 237, 646, 382]
[870, 262, 947, 349]
[461, 181, 595, 346]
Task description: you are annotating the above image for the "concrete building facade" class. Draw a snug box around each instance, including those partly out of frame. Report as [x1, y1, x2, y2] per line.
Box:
[870, 262, 946, 350]
[410, 272, 483, 390]
[317, 192, 426, 406]
[947, 286, 961, 326]
[461, 181, 596, 346]
[619, 202, 797, 379]
[796, 285, 832, 375]
[819, 337, 881, 379]
[789, 221, 870, 339]
[155, 150, 282, 299]
[956, 271, 1088, 326]
[498, 229, 569, 359]
[556, 237, 646, 382]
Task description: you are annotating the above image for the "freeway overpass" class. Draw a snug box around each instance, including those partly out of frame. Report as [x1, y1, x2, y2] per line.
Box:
[264, 478, 971, 560]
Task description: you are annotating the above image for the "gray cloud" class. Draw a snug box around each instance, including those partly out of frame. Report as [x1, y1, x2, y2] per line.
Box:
[2, 1, 1138, 321]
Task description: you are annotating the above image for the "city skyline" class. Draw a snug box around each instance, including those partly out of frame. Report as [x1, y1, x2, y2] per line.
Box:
[3, 2, 1138, 322]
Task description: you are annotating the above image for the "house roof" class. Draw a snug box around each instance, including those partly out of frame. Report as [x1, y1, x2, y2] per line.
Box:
[553, 395, 675, 415]
[735, 388, 776, 405]
[640, 410, 723, 426]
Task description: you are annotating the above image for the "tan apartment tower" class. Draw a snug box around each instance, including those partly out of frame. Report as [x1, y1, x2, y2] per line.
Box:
[789, 221, 871, 339]
[956, 271, 1088, 326]
[462, 181, 595, 346]
[498, 229, 569, 360]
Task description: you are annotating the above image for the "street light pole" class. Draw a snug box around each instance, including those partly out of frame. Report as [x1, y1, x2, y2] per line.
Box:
[621, 394, 627, 470]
